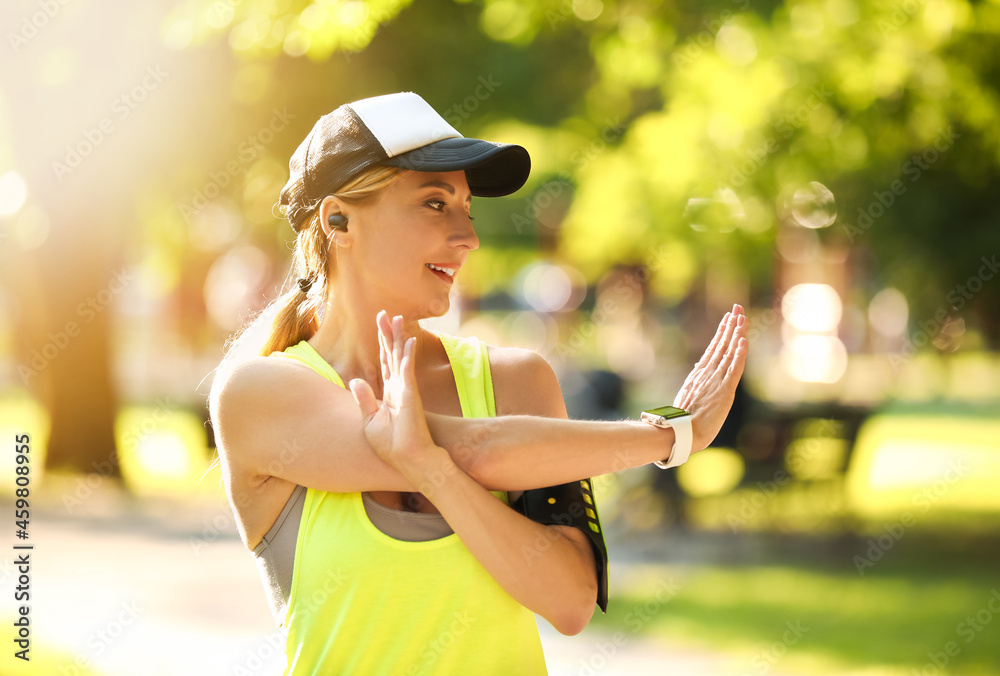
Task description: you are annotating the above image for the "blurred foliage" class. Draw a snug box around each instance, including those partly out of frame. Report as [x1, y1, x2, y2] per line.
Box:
[162, 0, 1000, 338]
[0, 395, 48, 495]
[113, 404, 215, 497]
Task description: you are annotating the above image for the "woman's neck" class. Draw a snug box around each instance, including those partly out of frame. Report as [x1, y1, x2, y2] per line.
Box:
[306, 297, 437, 397]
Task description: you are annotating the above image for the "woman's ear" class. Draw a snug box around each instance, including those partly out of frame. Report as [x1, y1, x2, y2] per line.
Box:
[319, 195, 351, 243]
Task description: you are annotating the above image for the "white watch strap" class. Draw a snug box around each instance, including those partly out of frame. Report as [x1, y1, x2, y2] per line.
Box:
[653, 415, 693, 469]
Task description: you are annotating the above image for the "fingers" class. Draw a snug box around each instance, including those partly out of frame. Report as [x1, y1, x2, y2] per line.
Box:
[697, 305, 744, 365]
[676, 304, 745, 408]
[376, 311, 405, 380]
[376, 312, 418, 401]
[690, 305, 744, 395]
[400, 335, 411, 370]
[705, 309, 739, 373]
[401, 336, 417, 395]
[718, 313, 748, 375]
[695, 311, 731, 370]
[393, 315, 404, 374]
[727, 335, 748, 381]
[349, 378, 378, 419]
[377, 311, 391, 385]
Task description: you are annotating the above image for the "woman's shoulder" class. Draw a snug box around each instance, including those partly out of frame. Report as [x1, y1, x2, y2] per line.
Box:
[484, 342, 551, 374]
[483, 342, 567, 418]
[434, 329, 553, 382]
[209, 350, 360, 479]
[216, 348, 322, 387]
[209, 352, 331, 427]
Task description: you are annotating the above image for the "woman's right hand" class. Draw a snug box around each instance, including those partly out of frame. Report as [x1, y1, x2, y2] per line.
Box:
[348, 311, 452, 479]
[673, 304, 749, 453]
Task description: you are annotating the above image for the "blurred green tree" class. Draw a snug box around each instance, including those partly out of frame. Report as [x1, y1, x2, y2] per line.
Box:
[175, 0, 1000, 332]
[4, 0, 998, 477]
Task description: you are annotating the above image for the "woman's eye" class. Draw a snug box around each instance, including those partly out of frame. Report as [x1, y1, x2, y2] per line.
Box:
[425, 200, 473, 220]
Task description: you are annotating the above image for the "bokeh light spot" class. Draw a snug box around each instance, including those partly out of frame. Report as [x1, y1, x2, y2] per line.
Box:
[868, 288, 909, 337]
[789, 181, 837, 228]
[0, 171, 27, 217]
[678, 448, 746, 497]
[781, 334, 848, 383]
[782, 284, 843, 332]
[716, 24, 758, 66]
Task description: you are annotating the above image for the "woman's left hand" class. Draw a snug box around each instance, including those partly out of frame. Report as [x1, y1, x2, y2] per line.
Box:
[348, 311, 448, 476]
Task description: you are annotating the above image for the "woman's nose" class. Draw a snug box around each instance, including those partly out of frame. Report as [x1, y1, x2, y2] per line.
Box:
[450, 213, 480, 251]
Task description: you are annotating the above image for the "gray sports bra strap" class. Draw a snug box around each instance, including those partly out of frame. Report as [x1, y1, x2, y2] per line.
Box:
[251, 485, 457, 626]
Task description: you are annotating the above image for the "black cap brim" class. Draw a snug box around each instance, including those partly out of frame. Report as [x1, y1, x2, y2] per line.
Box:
[382, 137, 531, 198]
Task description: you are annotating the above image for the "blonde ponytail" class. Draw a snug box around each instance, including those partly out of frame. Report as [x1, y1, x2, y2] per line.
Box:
[203, 165, 402, 486]
[205, 162, 403, 431]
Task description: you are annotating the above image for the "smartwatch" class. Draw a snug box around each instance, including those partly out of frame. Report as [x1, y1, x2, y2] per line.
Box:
[640, 405, 693, 469]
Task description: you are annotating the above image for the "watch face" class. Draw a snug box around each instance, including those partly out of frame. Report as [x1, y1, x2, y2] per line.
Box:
[643, 405, 689, 419]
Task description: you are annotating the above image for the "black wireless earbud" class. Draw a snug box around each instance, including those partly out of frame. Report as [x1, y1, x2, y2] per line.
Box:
[328, 213, 348, 231]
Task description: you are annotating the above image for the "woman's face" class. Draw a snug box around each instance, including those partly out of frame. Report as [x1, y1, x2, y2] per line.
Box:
[340, 169, 480, 317]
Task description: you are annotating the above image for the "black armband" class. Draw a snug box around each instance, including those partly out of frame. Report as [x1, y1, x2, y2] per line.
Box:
[511, 478, 609, 613]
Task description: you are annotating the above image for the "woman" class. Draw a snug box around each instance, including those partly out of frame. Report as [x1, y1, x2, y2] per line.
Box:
[209, 91, 748, 674]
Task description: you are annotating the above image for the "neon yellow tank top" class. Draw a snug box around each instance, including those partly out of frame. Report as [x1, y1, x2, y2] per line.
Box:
[269, 330, 548, 675]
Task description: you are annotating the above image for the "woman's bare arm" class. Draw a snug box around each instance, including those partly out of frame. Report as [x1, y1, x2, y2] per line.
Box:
[211, 352, 666, 494]
[349, 315, 599, 634]
[213, 307, 746, 494]
[431, 306, 749, 490]
[212, 355, 431, 493]
[427, 413, 674, 491]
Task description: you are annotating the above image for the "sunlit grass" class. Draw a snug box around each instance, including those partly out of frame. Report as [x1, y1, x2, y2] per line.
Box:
[847, 413, 1000, 517]
[592, 542, 1000, 675]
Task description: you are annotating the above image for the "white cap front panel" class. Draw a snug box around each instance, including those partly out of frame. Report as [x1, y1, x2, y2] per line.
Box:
[349, 92, 462, 157]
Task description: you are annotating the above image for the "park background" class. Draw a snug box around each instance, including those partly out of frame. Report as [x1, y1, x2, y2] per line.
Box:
[1, 0, 999, 673]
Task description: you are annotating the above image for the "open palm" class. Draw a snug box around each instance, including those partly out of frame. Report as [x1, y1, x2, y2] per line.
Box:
[348, 311, 439, 470]
[674, 305, 749, 453]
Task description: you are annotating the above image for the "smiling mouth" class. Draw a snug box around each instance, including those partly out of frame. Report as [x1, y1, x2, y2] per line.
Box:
[425, 264, 455, 283]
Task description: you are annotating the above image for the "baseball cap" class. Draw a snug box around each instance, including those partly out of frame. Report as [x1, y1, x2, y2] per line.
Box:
[279, 92, 531, 232]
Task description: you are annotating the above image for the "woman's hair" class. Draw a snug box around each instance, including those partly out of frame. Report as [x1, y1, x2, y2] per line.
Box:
[223, 165, 402, 361]
[206, 163, 403, 413]
[260, 163, 404, 357]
